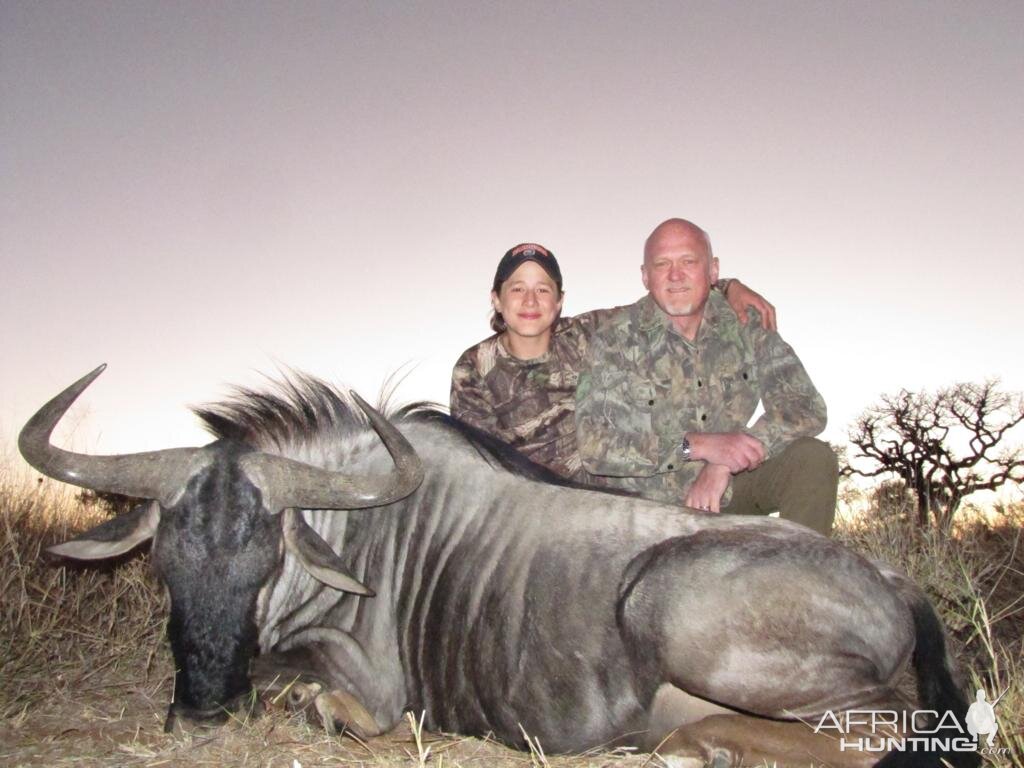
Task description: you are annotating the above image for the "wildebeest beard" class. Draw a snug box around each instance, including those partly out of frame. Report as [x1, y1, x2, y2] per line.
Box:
[152, 442, 281, 724]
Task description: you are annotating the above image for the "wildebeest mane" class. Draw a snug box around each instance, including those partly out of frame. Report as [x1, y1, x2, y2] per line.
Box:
[193, 373, 376, 452]
[396, 403, 586, 488]
[191, 373, 590, 488]
[400, 407, 638, 495]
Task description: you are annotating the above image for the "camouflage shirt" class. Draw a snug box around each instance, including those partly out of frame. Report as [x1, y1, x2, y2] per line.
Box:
[450, 314, 606, 481]
[575, 292, 827, 505]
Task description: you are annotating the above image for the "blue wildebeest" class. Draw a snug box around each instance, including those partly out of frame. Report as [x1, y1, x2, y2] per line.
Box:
[21, 366, 979, 768]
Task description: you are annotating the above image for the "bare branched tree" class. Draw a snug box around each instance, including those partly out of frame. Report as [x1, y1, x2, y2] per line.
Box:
[843, 380, 1024, 528]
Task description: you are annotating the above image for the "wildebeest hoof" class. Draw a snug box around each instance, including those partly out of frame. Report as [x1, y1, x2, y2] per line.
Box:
[286, 681, 322, 713]
[313, 688, 381, 738]
[284, 682, 380, 738]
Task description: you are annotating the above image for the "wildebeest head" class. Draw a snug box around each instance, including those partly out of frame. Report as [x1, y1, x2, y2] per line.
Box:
[19, 365, 423, 726]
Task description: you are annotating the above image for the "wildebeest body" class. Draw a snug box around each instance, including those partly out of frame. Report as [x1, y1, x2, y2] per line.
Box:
[22, 368, 976, 767]
[253, 420, 912, 753]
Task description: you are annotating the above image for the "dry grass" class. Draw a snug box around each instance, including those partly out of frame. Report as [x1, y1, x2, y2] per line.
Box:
[2, 464, 1021, 767]
[834, 495, 1024, 767]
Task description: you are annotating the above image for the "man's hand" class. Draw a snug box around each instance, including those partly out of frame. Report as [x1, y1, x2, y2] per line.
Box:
[725, 279, 777, 332]
[684, 463, 731, 512]
[688, 432, 765, 473]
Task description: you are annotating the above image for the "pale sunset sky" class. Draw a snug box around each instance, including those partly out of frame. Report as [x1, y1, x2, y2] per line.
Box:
[2, 2, 1021, 478]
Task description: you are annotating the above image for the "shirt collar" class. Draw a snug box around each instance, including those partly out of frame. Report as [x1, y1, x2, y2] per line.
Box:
[637, 290, 726, 338]
[638, 294, 666, 331]
[493, 333, 551, 365]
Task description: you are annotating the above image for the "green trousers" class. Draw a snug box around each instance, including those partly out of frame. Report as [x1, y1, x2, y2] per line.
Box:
[724, 437, 838, 535]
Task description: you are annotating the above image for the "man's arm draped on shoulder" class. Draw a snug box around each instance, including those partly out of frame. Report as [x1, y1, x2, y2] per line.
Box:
[718, 278, 777, 331]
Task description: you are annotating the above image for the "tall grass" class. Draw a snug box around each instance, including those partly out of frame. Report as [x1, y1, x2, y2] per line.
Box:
[0, 467, 166, 722]
[2, 464, 1021, 767]
[836, 492, 1023, 766]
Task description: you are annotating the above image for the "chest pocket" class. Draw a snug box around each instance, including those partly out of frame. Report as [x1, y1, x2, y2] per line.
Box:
[578, 354, 667, 475]
[589, 367, 655, 415]
[631, 380, 656, 413]
[715, 354, 759, 418]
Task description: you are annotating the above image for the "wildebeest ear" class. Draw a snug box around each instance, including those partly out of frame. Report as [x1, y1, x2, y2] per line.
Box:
[281, 508, 375, 597]
[48, 500, 160, 560]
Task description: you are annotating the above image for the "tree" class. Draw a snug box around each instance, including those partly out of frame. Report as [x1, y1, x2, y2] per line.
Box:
[843, 380, 1024, 528]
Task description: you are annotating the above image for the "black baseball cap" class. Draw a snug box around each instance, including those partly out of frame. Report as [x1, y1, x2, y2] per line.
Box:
[492, 244, 563, 293]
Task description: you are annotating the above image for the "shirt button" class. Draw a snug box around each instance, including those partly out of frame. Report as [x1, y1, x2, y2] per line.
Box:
[697, 380, 702, 387]
[743, 372, 749, 380]
[701, 414, 707, 421]
[648, 399, 654, 405]
[667, 463, 674, 470]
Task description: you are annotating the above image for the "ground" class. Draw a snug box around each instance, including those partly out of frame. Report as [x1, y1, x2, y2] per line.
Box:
[1, 638, 658, 768]
[2, 478, 1021, 767]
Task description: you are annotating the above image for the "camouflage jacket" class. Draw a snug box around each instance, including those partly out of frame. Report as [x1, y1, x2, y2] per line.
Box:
[450, 315, 600, 481]
[575, 292, 827, 505]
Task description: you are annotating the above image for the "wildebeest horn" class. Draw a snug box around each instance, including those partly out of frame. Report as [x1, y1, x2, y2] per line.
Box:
[18, 365, 205, 508]
[239, 391, 424, 513]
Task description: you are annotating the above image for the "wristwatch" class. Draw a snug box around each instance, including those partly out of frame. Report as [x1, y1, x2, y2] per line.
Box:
[679, 435, 692, 461]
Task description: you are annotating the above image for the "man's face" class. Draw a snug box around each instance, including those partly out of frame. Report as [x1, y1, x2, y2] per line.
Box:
[641, 226, 719, 318]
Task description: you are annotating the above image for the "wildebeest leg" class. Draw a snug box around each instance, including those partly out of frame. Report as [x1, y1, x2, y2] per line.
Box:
[644, 683, 736, 744]
[644, 684, 901, 767]
[618, 532, 916, 721]
[657, 712, 881, 768]
[286, 681, 382, 737]
[251, 644, 385, 738]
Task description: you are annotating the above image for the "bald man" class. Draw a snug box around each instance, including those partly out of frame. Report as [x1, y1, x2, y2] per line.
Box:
[575, 218, 837, 534]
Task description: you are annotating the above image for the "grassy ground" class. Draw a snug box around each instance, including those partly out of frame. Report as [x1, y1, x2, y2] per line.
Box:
[2, 466, 1021, 767]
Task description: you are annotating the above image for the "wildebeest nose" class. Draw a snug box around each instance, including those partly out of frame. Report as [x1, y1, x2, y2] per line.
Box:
[163, 690, 262, 733]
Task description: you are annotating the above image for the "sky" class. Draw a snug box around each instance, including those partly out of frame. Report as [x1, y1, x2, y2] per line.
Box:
[2, 1, 1022, 479]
